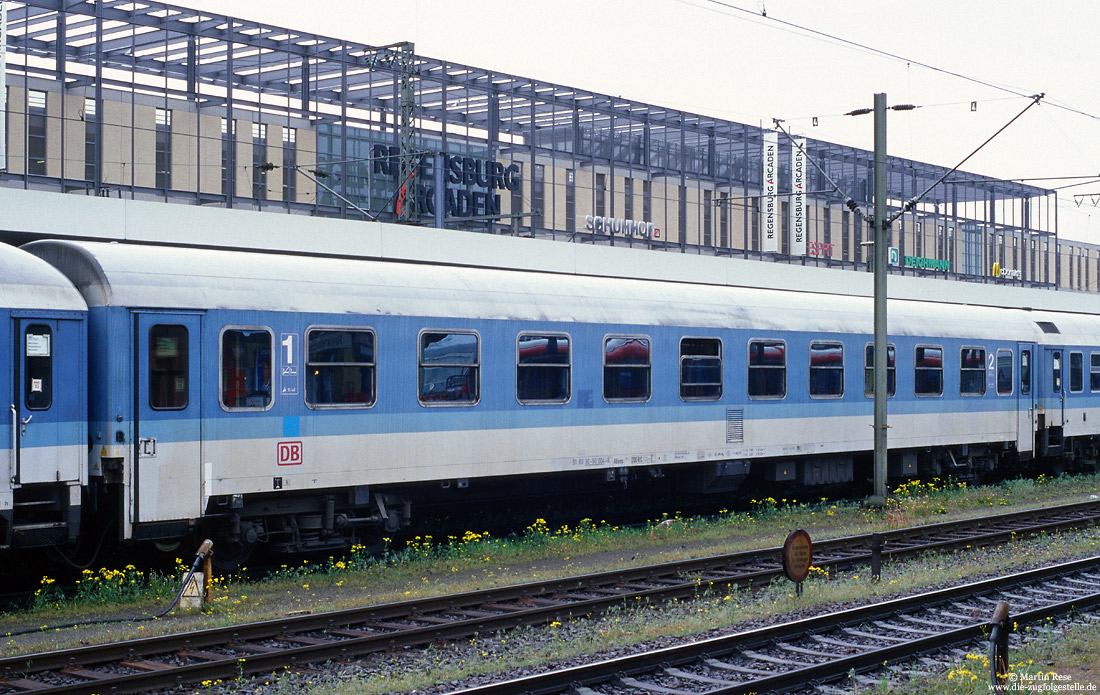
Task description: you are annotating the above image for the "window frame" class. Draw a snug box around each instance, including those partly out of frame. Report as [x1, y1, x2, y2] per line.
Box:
[914, 344, 944, 397]
[679, 336, 723, 402]
[959, 346, 987, 397]
[24, 323, 53, 411]
[747, 338, 786, 400]
[304, 326, 377, 410]
[1090, 352, 1100, 393]
[996, 348, 1014, 396]
[863, 342, 896, 398]
[219, 326, 275, 412]
[808, 340, 844, 399]
[418, 328, 481, 407]
[516, 332, 572, 405]
[149, 323, 189, 411]
[603, 334, 652, 403]
[1069, 351, 1084, 393]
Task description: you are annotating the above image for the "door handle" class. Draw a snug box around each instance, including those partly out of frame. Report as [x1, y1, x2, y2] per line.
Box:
[20, 414, 32, 426]
[19, 413, 32, 436]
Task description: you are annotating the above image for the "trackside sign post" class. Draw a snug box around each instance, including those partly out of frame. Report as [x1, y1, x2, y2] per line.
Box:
[782, 529, 813, 597]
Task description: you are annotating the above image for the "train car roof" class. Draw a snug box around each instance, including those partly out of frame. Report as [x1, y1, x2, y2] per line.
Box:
[0, 242, 86, 312]
[20, 239, 1099, 344]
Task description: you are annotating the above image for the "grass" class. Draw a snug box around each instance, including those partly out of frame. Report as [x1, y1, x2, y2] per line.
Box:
[874, 615, 1100, 693]
[1, 473, 1099, 666]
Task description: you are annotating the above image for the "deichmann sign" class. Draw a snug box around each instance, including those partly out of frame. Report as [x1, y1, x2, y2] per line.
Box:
[584, 215, 660, 239]
[992, 262, 1022, 280]
[373, 145, 521, 218]
[904, 255, 951, 272]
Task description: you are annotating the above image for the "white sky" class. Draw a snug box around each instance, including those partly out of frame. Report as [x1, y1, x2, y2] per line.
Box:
[184, 0, 1100, 240]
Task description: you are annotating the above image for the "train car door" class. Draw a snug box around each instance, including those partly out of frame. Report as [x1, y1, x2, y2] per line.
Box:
[1016, 343, 1036, 456]
[134, 313, 202, 524]
[12, 316, 84, 486]
[1038, 346, 1065, 455]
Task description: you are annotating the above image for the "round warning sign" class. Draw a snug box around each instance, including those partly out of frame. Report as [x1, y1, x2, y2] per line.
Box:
[782, 529, 813, 583]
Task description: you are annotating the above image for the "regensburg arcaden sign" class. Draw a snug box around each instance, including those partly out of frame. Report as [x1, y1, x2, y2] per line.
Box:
[373, 145, 521, 218]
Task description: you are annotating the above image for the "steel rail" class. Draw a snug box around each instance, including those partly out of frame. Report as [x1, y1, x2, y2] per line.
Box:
[446, 556, 1100, 695]
[1, 500, 1098, 694]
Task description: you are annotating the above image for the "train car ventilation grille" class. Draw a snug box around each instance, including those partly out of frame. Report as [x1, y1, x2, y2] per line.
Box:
[726, 409, 744, 443]
[1036, 321, 1060, 334]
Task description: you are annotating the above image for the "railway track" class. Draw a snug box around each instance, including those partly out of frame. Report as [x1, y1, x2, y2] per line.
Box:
[1, 500, 1098, 694]
[448, 556, 1100, 694]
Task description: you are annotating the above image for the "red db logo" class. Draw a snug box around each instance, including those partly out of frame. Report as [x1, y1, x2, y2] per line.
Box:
[277, 441, 303, 466]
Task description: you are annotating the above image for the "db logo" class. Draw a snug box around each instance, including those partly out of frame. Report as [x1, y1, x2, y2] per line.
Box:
[277, 441, 303, 466]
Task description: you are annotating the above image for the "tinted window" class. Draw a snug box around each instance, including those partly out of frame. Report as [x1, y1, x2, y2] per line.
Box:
[680, 338, 722, 401]
[915, 345, 943, 396]
[1070, 352, 1084, 393]
[864, 344, 896, 397]
[604, 337, 650, 401]
[24, 324, 52, 411]
[997, 350, 1013, 395]
[150, 324, 188, 410]
[419, 331, 479, 404]
[307, 329, 375, 407]
[809, 342, 844, 398]
[748, 340, 785, 398]
[1052, 351, 1062, 393]
[517, 333, 570, 404]
[1021, 350, 1031, 395]
[221, 328, 273, 409]
[960, 347, 986, 396]
[1091, 354, 1100, 392]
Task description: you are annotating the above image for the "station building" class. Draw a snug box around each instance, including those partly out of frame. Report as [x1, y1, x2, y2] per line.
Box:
[0, 0, 1095, 291]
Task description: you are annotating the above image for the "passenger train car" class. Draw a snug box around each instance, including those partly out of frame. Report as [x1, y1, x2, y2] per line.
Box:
[4, 238, 1099, 559]
[1, 242, 87, 549]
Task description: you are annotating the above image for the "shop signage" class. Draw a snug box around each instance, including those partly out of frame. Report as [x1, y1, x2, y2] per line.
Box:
[762, 131, 778, 253]
[903, 255, 950, 272]
[992, 262, 1021, 280]
[584, 215, 659, 239]
[791, 137, 806, 256]
[373, 146, 521, 218]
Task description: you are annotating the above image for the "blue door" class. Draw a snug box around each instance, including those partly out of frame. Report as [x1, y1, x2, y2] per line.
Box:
[134, 313, 202, 524]
[13, 316, 84, 486]
[1017, 342, 1035, 455]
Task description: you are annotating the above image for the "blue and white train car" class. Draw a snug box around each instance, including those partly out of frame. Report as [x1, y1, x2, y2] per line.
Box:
[21, 239, 1100, 558]
[0, 243, 87, 549]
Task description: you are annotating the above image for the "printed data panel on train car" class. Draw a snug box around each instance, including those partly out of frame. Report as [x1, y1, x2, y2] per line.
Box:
[134, 313, 202, 523]
[12, 317, 83, 486]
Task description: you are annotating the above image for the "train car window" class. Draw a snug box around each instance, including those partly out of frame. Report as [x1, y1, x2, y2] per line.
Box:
[150, 324, 188, 410]
[220, 328, 273, 410]
[996, 350, 1013, 395]
[1091, 353, 1100, 392]
[1052, 351, 1062, 393]
[747, 340, 785, 399]
[914, 345, 943, 396]
[863, 343, 896, 397]
[960, 347, 986, 396]
[604, 336, 651, 402]
[680, 337, 722, 401]
[1069, 352, 1084, 393]
[306, 328, 376, 408]
[1021, 350, 1031, 395]
[517, 333, 570, 404]
[809, 341, 843, 398]
[419, 331, 479, 405]
[24, 324, 52, 411]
